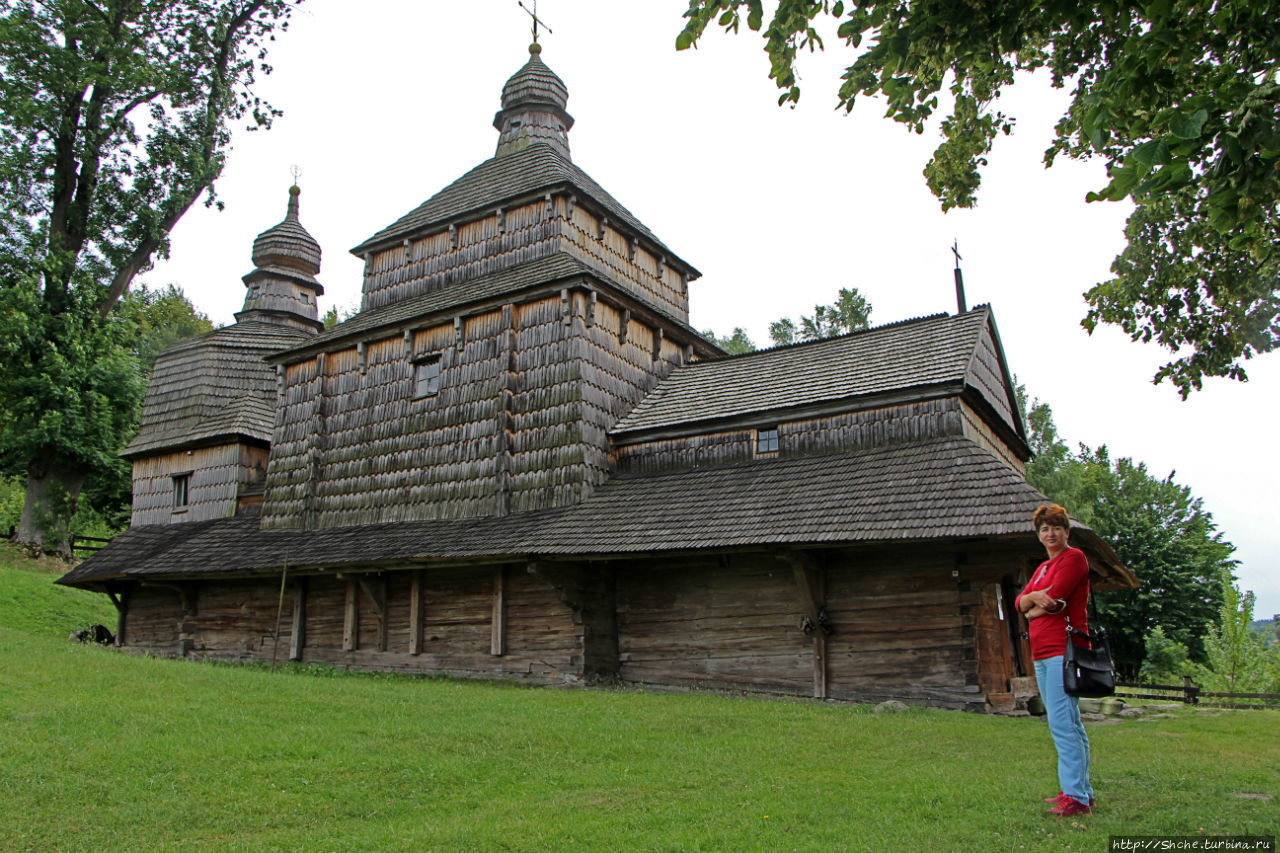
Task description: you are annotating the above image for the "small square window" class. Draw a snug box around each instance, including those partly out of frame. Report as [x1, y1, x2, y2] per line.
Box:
[172, 473, 190, 509]
[414, 355, 442, 398]
[756, 427, 779, 454]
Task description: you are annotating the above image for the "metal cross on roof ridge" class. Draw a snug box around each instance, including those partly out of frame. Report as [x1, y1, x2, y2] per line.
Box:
[518, 0, 552, 43]
[951, 238, 962, 268]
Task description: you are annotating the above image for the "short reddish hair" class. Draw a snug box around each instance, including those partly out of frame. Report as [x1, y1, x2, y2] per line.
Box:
[1033, 503, 1070, 531]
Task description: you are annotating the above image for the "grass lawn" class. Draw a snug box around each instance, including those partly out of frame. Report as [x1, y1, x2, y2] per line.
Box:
[1, 549, 1275, 851]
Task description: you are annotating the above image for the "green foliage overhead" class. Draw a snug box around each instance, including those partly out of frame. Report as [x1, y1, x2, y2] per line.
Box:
[700, 326, 758, 354]
[0, 0, 298, 551]
[677, 1, 1280, 395]
[1017, 385, 1237, 676]
[119, 283, 216, 375]
[769, 287, 872, 346]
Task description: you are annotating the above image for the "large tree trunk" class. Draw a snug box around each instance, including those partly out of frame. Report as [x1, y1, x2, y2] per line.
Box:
[16, 454, 88, 560]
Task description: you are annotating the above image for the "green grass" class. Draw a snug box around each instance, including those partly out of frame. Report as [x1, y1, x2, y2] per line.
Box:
[1, 552, 1276, 852]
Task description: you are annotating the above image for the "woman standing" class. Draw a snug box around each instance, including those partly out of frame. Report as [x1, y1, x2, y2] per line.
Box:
[1016, 502, 1095, 817]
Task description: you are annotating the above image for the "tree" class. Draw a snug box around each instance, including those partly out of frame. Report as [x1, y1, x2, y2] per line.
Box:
[1199, 575, 1276, 694]
[769, 286, 872, 346]
[676, 1, 1280, 395]
[0, 0, 297, 555]
[700, 326, 758, 354]
[322, 301, 359, 330]
[1017, 388, 1236, 676]
[121, 283, 216, 374]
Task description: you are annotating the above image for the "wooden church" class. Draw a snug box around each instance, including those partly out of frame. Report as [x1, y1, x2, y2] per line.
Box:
[60, 44, 1135, 711]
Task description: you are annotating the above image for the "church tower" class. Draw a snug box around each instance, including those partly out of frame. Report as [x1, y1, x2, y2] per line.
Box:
[122, 187, 322, 525]
[259, 46, 718, 530]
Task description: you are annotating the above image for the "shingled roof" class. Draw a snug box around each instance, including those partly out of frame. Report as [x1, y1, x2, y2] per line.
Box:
[614, 307, 1010, 437]
[63, 436, 1133, 588]
[349, 144, 695, 276]
[122, 322, 311, 458]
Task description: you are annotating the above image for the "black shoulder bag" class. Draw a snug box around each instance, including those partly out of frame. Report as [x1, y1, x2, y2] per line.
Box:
[1063, 601, 1116, 698]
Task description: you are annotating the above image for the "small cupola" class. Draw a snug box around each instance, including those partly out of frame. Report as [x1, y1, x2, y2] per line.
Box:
[493, 43, 574, 160]
[236, 185, 324, 333]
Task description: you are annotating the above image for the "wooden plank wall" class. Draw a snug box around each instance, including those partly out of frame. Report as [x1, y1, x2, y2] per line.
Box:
[960, 401, 1027, 476]
[131, 443, 266, 527]
[121, 566, 586, 683]
[616, 555, 813, 694]
[615, 399, 967, 475]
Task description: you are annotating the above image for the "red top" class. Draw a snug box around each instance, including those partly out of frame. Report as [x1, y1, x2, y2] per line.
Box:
[1017, 547, 1090, 660]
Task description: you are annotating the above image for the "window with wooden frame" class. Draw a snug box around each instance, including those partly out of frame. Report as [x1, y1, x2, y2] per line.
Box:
[413, 354, 442, 398]
[172, 473, 191, 510]
[755, 426, 780, 455]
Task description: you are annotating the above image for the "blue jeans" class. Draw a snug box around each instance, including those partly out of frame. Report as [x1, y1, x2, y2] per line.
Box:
[1033, 655, 1093, 804]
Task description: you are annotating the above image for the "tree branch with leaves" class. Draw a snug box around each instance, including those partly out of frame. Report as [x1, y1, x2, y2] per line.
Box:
[677, 0, 1280, 395]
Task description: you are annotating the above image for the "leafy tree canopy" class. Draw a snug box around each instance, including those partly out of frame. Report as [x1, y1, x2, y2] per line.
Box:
[769, 286, 871, 346]
[1017, 384, 1237, 675]
[0, 0, 298, 553]
[120, 283, 217, 374]
[678, 1, 1280, 395]
[700, 326, 758, 354]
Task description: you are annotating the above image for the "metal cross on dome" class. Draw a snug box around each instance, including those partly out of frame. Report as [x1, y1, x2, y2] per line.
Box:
[290, 164, 301, 187]
[518, 0, 553, 43]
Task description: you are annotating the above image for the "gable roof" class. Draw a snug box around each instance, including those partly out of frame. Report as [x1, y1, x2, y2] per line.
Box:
[613, 307, 1012, 438]
[350, 144, 697, 277]
[122, 322, 311, 458]
[62, 435, 1134, 589]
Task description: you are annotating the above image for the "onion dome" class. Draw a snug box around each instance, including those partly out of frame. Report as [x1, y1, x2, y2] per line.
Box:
[252, 185, 322, 274]
[493, 43, 575, 159]
[237, 185, 324, 333]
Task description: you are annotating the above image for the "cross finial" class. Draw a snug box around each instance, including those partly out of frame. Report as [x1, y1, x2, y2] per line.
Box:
[518, 0, 552, 44]
[951, 238, 962, 268]
[290, 164, 301, 188]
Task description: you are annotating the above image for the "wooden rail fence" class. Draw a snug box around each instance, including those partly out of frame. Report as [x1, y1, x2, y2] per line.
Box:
[70, 535, 112, 558]
[1116, 678, 1280, 710]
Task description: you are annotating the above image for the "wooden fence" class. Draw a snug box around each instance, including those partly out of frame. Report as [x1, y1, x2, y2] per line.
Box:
[70, 535, 112, 558]
[1116, 678, 1280, 710]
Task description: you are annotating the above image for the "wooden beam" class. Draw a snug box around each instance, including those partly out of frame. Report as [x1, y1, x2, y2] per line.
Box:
[357, 576, 388, 652]
[289, 580, 306, 662]
[491, 567, 507, 656]
[781, 553, 830, 699]
[343, 577, 357, 651]
[408, 570, 423, 656]
[106, 588, 127, 647]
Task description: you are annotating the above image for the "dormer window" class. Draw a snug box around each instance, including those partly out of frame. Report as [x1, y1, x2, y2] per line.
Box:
[414, 355, 442, 398]
[756, 427, 779, 455]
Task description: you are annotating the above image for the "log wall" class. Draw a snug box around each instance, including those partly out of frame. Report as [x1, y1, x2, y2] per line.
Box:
[131, 444, 268, 526]
[121, 565, 585, 683]
[114, 538, 1044, 709]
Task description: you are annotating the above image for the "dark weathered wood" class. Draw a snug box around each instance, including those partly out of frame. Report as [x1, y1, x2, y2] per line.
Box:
[358, 575, 388, 652]
[408, 569, 423, 655]
[343, 577, 357, 651]
[491, 567, 506, 656]
[290, 580, 306, 661]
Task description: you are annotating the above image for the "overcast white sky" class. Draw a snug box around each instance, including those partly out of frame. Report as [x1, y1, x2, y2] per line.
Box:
[142, 1, 1279, 617]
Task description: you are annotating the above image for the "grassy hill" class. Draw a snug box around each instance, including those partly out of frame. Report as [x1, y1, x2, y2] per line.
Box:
[1, 548, 1276, 852]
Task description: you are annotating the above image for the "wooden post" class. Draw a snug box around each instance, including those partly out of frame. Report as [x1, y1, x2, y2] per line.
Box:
[491, 567, 507, 656]
[289, 580, 306, 662]
[408, 570, 423, 656]
[357, 576, 388, 652]
[782, 553, 830, 699]
[343, 577, 357, 651]
[107, 588, 128, 647]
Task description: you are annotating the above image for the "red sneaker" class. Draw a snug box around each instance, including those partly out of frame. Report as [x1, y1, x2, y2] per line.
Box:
[1048, 795, 1092, 816]
[1045, 792, 1095, 806]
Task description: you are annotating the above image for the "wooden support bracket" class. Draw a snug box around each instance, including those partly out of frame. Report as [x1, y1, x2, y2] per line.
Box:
[289, 580, 306, 662]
